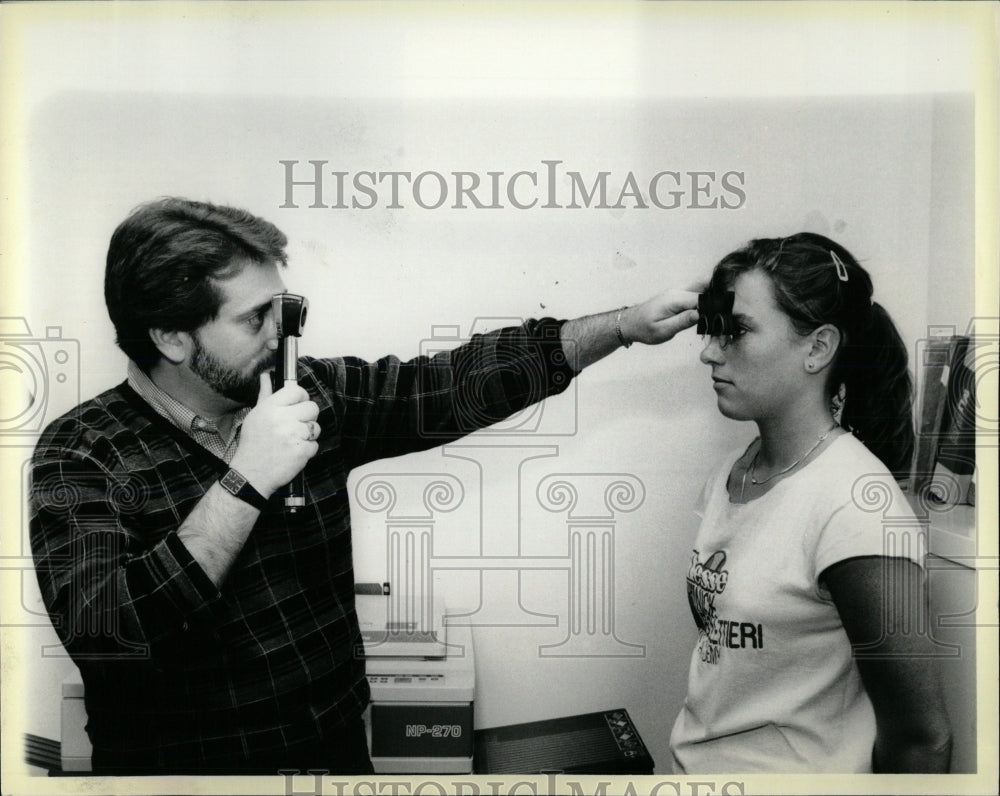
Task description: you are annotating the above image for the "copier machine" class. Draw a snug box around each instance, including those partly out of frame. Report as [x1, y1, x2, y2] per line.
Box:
[358, 592, 475, 774]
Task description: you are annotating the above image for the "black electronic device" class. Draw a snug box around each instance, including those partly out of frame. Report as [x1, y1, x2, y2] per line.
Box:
[271, 293, 309, 511]
[697, 289, 737, 339]
[474, 709, 654, 775]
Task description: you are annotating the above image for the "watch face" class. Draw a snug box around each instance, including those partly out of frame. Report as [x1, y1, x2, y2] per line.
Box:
[220, 469, 247, 493]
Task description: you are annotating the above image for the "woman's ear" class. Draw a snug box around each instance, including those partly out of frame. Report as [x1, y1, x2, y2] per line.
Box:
[804, 324, 841, 374]
[149, 328, 192, 365]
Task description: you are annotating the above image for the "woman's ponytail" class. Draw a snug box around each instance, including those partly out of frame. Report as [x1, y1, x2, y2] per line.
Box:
[835, 301, 914, 479]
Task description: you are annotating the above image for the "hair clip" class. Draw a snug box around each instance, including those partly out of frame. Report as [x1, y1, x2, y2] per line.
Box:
[831, 250, 849, 282]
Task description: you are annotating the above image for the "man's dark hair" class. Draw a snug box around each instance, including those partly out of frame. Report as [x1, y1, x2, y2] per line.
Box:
[104, 197, 288, 369]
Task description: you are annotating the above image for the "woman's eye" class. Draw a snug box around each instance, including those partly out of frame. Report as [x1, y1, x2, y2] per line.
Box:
[720, 326, 748, 349]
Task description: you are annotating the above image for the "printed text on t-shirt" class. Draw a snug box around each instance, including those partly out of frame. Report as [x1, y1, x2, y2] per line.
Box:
[687, 549, 765, 664]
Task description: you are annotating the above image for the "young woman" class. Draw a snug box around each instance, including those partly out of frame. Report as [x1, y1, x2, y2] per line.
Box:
[670, 233, 953, 773]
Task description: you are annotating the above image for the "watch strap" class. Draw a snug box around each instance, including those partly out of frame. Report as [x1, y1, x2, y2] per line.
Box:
[218, 468, 269, 511]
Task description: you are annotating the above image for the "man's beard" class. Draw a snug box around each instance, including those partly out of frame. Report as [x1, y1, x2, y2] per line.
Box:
[190, 334, 273, 406]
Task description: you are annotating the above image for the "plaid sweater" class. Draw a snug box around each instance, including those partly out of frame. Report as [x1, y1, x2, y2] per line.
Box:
[30, 318, 573, 767]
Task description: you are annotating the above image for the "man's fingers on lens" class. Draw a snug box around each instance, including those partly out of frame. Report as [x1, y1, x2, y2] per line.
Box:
[651, 309, 699, 342]
[670, 290, 701, 311]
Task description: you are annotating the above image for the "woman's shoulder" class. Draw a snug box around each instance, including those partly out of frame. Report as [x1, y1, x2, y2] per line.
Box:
[808, 431, 908, 510]
[809, 432, 923, 571]
[824, 431, 894, 475]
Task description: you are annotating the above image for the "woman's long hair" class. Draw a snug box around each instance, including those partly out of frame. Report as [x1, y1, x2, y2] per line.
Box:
[709, 232, 914, 479]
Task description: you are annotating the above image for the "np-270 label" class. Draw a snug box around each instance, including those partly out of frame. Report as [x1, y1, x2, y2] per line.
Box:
[404, 724, 463, 738]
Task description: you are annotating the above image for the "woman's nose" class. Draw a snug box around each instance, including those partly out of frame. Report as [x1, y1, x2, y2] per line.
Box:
[699, 336, 725, 365]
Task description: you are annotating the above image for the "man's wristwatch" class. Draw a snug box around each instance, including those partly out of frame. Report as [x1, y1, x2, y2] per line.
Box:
[218, 468, 269, 511]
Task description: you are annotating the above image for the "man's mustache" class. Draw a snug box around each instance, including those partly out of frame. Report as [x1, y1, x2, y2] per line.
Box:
[255, 353, 277, 375]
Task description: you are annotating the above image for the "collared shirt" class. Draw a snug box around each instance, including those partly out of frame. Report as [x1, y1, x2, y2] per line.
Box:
[30, 318, 574, 772]
[126, 361, 250, 463]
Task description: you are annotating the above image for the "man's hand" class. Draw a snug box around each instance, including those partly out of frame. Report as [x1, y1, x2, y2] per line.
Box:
[177, 373, 320, 586]
[619, 289, 700, 346]
[230, 373, 320, 497]
[560, 287, 701, 372]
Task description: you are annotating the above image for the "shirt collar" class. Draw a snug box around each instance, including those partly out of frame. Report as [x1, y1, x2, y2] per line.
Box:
[127, 360, 250, 437]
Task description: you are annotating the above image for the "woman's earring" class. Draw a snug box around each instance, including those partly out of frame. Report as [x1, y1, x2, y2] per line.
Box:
[806, 362, 815, 371]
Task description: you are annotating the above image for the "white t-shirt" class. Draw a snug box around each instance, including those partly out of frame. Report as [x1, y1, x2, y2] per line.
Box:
[669, 433, 924, 774]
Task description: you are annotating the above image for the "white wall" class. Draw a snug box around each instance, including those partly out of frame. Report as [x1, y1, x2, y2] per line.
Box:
[2, 6, 986, 781]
